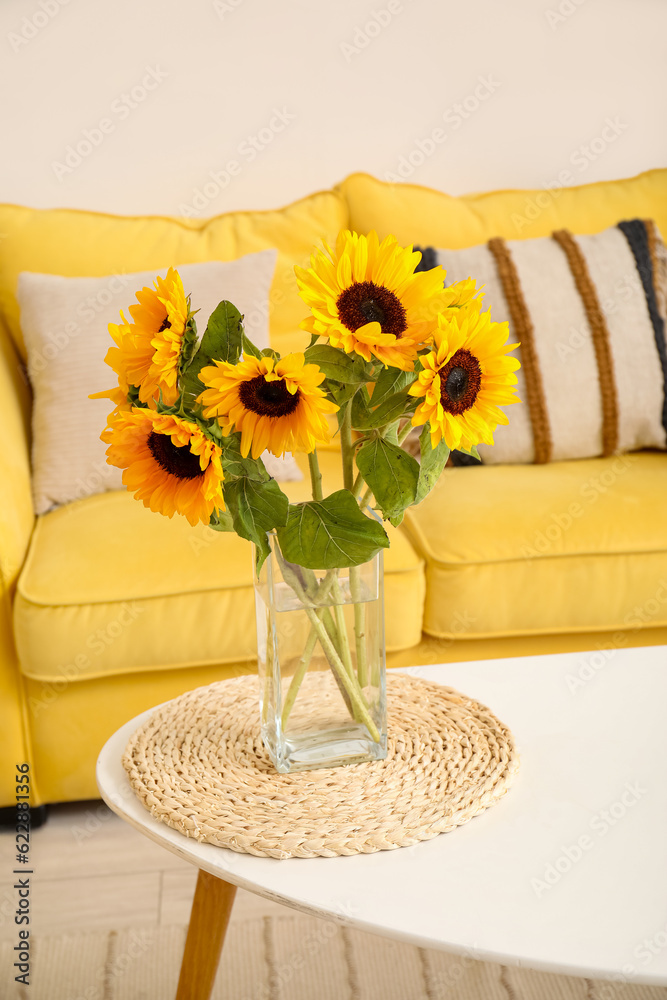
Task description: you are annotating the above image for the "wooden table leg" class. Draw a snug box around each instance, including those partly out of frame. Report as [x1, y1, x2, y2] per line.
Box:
[175, 869, 237, 1000]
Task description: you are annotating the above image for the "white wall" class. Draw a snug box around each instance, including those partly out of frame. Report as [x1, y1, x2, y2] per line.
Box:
[1, 0, 665, 216]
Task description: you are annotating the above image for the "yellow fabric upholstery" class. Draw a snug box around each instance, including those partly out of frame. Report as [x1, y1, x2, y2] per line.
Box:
[340, 168, 667, 637]
[3, 170, 667, 807]
[0, 331, 34, 585]
[0, 329, 33, 802]
[403, 452, 667, 638]
[0, 188, 348, 361]
[0, 591, 29, 804]
[338, 169, 667, 246]
[23, 620, 667, 805]
[22, 661, 254, 803]
[13, 452, 425, 682]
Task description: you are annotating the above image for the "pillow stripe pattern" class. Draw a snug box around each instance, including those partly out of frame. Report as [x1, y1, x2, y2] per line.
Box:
[551, 228, 620, 457]
[428, 218, 667, 464]
[645, 219, 667, 323]
[487, 237, 553, 464]
[618, 219, 667, 436]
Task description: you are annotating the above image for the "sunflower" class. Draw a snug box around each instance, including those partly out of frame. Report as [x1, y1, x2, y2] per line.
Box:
[413, 277, 486, 343]
[409, 308, 521, 453]
[102, 407, 224, 526]
[91, 267, 189, 410]
[441, 277, 484, 318]
[197, 353, 338, 459]
[295, 230, 447, 370]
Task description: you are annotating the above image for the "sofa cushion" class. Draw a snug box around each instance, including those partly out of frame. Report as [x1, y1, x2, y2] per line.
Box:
[418, 220, 667, 465]
[402, 451, 667, 638]
[17, 254, 280, 514]
[338, 169, 667, 248]
[13, 452, 425, 681]
[0, 187, 347, 361]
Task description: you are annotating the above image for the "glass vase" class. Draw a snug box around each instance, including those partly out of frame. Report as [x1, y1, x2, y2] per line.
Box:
[253, 533, 387, 774]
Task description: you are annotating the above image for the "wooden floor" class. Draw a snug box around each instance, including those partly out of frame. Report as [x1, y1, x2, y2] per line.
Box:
[0, 800, 285, 942]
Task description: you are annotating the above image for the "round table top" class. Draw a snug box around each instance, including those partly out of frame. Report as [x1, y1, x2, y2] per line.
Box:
[96, 646, 667, 985]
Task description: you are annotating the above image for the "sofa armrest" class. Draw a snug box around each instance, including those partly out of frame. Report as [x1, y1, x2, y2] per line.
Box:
[0, 326, 35, 805]
[0, 326, 34, 584]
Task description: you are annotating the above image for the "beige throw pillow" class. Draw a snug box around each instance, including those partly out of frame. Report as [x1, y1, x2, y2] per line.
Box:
[423, 218, 667, 464]
[19, 252, 302, 514]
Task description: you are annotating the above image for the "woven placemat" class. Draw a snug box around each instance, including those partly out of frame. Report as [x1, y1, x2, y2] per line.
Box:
[122, 673, 519, 859]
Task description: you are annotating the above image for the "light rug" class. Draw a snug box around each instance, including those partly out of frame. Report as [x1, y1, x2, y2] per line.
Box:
[1, 914, 664, 1000]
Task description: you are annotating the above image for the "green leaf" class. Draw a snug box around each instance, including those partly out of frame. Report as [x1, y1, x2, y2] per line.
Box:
[304, 344, 375, 384]
[414, 424, 450, 505]
[220, 434, 270, 482]
[242, 333, 262, 359]
[355, 437, 420, 521]
[370, 367, 416, 408]
[126, 384, 141, 406]
[277, 490, 390, 569]
[155, 396, 181, 416]
[208, 509, 235, 532]
[181, 301, 244, 399]
[383, 419, 401, 445]
[205, 301, 244, 364]
[351, 385, 372, 428]
[351, 389, 412, 431]
[223, 477, 290, 572]
[456, 443, 482, 461]
[255, 534, 271, 574]
[328, 382, 358, 409]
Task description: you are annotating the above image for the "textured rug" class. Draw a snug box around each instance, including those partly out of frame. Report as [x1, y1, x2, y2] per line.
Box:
[123, 673, 519, 858]
[1, 913, 665, 1000]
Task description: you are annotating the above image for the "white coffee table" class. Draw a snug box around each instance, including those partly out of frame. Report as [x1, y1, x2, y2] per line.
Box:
[97, 646, 667, 999]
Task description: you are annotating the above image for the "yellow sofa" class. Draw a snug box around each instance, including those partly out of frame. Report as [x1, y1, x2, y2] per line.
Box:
[1, 170, 666, 807]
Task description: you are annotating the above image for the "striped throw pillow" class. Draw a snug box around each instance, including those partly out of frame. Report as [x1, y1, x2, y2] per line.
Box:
[419, 219, 667, 464]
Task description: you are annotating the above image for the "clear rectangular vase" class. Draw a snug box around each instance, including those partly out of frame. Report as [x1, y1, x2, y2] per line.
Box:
[253, 534, 387, 774]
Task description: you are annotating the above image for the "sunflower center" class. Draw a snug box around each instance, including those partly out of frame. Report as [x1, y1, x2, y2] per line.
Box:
[238, 375, 301, 418]
[439, 349, 482, 415]
[147, 432, 203, 479]
[336, 281, 408, 338]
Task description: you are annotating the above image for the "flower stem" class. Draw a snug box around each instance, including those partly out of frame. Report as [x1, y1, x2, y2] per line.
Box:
[274, 553, 356, 719]
[359, 485, 373, 511]
[273, 546, 377, 735]
[331, 580, 354, 678]
[349, 567, 368, 687]
[308, 449, 323, 502]
[352, 469, 364, 499]
[303, 607, 380, 742]
[397, 420, 413, 446]
[340, 403, 354, 492]
[281, 621, 320, 729]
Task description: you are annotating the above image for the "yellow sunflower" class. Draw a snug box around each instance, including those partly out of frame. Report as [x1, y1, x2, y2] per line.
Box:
[412, 276, 485, 342]
[295, 230, 447, 371]
[409, 308, 521, 453]
[92, 268, 189, 410]
[441, 277, 485, 318]
[197, 353, 338, 459]
[102, 407, 224, 526]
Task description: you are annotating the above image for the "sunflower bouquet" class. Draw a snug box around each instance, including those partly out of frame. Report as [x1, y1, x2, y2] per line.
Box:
[94, 231, 519, 770]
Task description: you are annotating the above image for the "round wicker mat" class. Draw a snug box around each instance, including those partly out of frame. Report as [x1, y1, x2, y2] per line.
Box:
[122, 673, 519, 859]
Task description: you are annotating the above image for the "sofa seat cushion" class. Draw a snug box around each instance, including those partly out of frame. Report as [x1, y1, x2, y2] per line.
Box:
[403, 452, 667, 639]
[13, 453, 424, 681]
